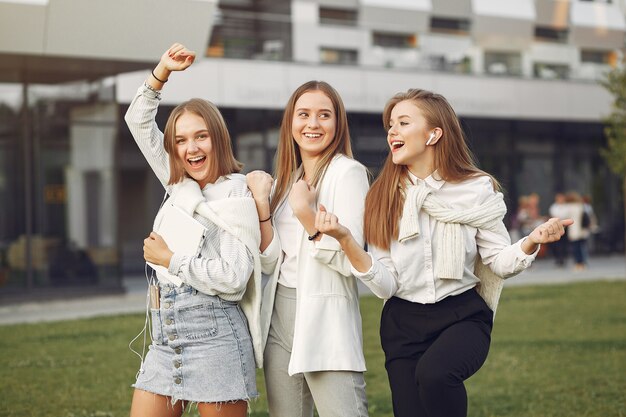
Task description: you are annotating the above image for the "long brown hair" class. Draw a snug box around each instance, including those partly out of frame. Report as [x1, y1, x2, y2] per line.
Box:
[163, 98, 242, 185]
[270, 81, 352, 214]
[364, 89, 500, 250]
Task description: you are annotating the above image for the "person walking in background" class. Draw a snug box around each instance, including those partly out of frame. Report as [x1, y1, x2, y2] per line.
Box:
[313, 88, 571, 417]
[246, 81, 370, 416]
[582, 194, 599, 253]
[124, 43, 262, 417]
[549, 192, 570, 266]
[508, 195, 528, 242]
[566, 191, 590, 271]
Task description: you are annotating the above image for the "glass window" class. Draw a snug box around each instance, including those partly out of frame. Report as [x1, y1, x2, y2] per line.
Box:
[581, 49, 612, 64]
[320, 47, 358, 65]
[0, 84, 23, 291]
[0, 81, 121, 295]
[207, 6, 291, 61]
[534, 26, 568, 43]
[430, 17, 470, 35]
[484, 51, 522, 76]
[372, 32, 417, 48]
[319, 7, 357, 26]
[533, 63, 570, 79]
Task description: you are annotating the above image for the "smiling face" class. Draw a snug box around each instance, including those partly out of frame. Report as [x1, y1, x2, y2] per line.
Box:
[291, 90, 337, 162]
[388, 99, 437, 174]
[174, 111, 213, 188]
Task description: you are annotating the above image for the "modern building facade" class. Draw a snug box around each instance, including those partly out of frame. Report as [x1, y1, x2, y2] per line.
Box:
[1, 0, 624, 297]
[0, 0, 218, 297]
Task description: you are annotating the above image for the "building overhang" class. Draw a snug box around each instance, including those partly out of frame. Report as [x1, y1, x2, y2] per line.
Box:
[0, 53, 155, 84]
[471, 0, 535, 49]
[0, 0, 217, 84]
[431, 0, 471, 19]
[570, 1, 626, 49]
[534, 0, 570, 29]
[117, 58, 612, 122]
[359, 0, 432, 33]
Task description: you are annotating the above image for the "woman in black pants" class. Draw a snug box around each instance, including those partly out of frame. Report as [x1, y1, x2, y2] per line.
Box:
[314, 88, 571, 417]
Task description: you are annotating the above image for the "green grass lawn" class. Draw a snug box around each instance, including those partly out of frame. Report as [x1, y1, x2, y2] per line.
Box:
[0, 281, 624, 417]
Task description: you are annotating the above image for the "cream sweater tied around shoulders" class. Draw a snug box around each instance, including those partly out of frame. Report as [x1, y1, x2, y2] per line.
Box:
[399, 183, 509, 315]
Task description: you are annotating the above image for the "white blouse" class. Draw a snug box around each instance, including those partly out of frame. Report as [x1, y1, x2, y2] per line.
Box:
[353, 173, 538, 303]
[125, 84, 254, 300]
[273, 200, 299, 288]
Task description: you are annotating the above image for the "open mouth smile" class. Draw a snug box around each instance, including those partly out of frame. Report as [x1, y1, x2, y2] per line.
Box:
[390, 140, 405, 152]
[187, 155, 206, 167]
[303, 133, 323, 139]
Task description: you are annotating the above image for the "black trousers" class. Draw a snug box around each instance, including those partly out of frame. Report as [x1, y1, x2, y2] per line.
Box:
[380, 288, 493, 417]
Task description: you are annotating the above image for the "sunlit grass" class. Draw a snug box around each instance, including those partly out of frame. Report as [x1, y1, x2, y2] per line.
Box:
[0, 281, 624, 417]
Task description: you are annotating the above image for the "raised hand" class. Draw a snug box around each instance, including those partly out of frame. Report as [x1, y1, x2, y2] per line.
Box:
[528, 217, 573, 245]
[315, 204, 351, 242]
[246, 170, 273, 204]
[159, 43, 196, 72]
[288, 179, 316, 217]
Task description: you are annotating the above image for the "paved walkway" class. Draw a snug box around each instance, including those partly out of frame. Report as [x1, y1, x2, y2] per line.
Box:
[1, 255, 624, 326]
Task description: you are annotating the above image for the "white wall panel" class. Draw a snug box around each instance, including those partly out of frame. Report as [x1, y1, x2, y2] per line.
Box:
[45, 0, 216, 61]
[117, 58, 612, 122]
[0, 2, 46, 53]
[570, 1, 626, 48]
[0, 0, 216, 61]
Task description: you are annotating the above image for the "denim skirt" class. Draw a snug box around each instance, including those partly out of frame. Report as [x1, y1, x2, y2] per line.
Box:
[133, 283, 258, 404]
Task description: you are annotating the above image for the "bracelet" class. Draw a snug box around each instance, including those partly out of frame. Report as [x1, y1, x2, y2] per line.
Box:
[151, 70, 168, 84]
[308, 230, 321, 241]
[259, 215, 272, 223]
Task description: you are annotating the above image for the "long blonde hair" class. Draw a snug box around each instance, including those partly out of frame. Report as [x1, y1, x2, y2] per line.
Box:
[163, 98, 242, 185]
[364, 89, 500, 250]
[270, 81, 352, 214]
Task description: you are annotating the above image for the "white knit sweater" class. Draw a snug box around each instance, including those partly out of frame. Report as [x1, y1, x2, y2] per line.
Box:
[399, 182, 508, 314]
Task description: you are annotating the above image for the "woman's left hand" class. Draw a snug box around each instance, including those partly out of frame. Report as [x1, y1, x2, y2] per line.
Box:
[528, 217, 574, 245]
[143, 232, 173, 267]
[315, 204, 351, 242]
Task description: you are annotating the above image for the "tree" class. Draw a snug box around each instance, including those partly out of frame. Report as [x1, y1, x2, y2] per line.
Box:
[600, 64, 626, 256]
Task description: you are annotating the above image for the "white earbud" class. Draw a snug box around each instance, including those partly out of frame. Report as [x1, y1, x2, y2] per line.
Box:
[426, 132, 436, 146]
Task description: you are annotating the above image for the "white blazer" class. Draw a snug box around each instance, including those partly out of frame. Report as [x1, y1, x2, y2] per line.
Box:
[260, 154, 370, 375]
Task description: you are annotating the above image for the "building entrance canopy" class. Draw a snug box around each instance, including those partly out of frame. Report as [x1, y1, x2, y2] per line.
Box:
[0, 0, 216, 84]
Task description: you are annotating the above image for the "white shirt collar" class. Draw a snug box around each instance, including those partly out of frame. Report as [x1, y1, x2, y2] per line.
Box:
[407, 169, 445, 190]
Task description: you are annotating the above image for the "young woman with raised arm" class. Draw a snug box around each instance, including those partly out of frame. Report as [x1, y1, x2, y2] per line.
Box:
[124, 43, 263, 417]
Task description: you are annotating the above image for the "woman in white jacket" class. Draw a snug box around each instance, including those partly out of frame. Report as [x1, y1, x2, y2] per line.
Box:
[315, 89, 572, 417]
[246, 81, 370, 417]
[124, 44, 262, 417]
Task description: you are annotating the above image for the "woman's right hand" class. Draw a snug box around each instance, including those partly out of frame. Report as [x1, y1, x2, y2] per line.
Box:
[160, 43, 196, 72]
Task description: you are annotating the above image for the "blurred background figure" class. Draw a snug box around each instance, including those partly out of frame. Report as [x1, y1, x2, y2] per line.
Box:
[549, 193, 570, 267]
[565, 191, 590, 271]
[582, 194, 600, 253]
[509, 195, 529, 243]
[512, 193, 548, 258]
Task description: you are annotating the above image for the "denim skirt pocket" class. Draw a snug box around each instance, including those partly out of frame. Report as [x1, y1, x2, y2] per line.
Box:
[178, 302, 219, 341]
